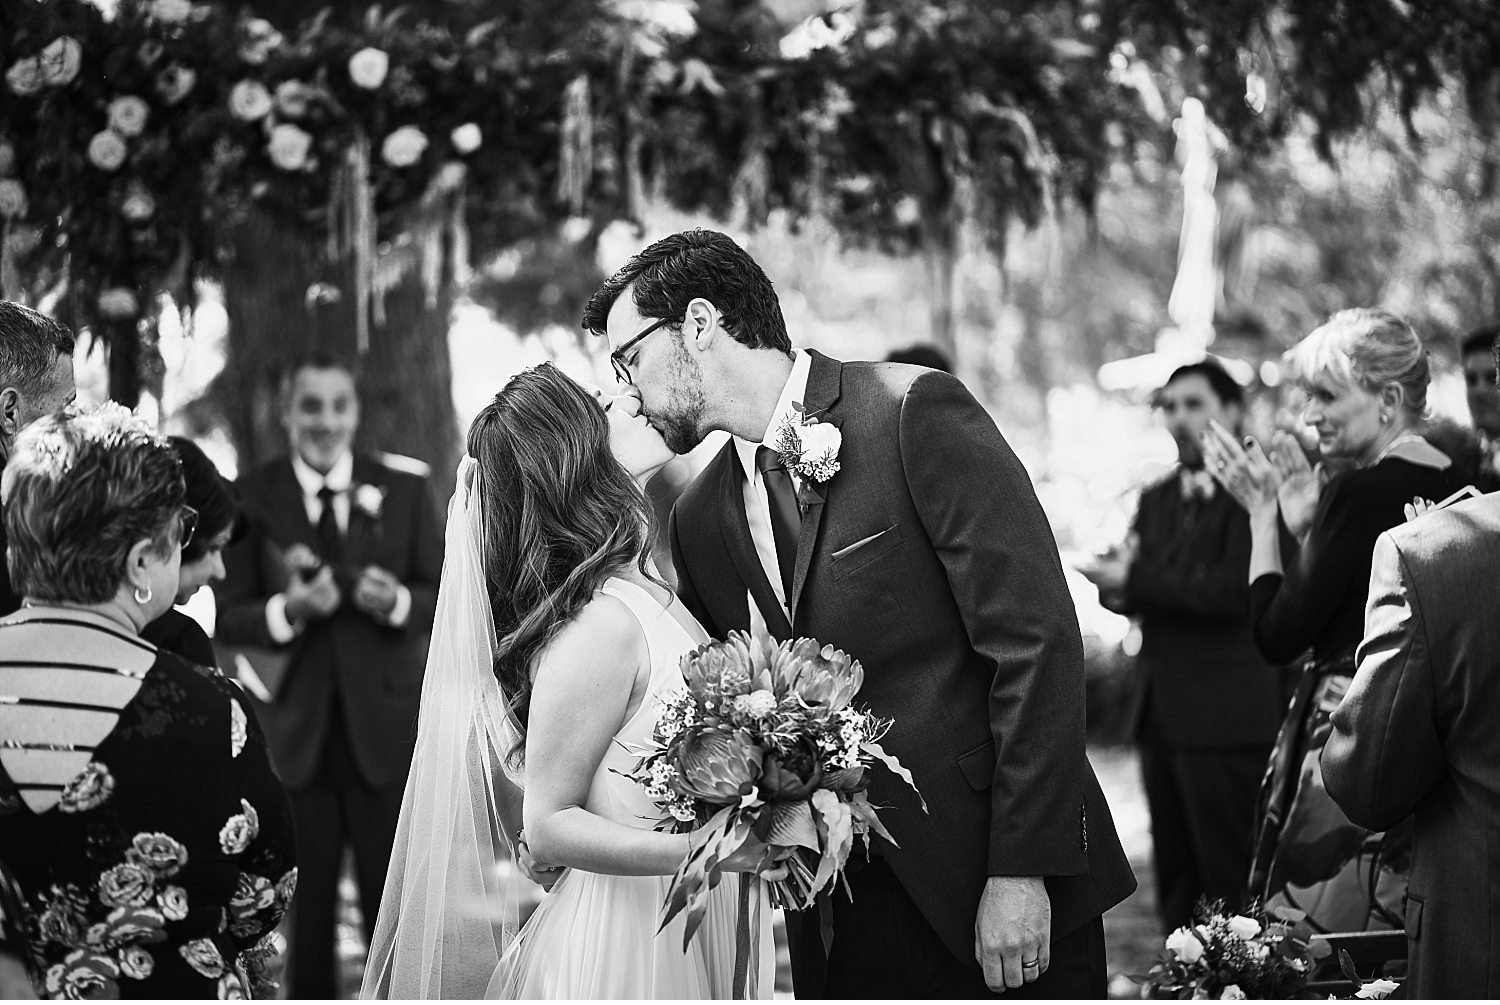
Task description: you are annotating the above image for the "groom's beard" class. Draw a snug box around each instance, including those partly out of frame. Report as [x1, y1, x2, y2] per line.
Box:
[651, 343, 708, 454]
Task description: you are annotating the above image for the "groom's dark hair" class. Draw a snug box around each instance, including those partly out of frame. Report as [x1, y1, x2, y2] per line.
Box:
[582, 229, 792, 353]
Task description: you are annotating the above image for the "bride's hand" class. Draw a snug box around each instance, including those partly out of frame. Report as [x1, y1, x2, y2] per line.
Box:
[716, 837, 792, 883]
[584, 383, 675, 481]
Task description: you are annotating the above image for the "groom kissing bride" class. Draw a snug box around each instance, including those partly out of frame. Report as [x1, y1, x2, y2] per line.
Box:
[364, 229, 1134, 999]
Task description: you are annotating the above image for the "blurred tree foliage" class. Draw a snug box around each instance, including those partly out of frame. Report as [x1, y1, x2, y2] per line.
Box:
[6, 0, 1500, 479]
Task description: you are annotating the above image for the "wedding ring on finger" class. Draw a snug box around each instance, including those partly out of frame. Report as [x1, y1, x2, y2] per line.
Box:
[1022, 959, 1040, 970]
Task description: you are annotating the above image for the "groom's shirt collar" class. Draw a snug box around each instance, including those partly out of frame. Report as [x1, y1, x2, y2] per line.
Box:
[733, 348, 812, 484]
[290, 449, 354, 529]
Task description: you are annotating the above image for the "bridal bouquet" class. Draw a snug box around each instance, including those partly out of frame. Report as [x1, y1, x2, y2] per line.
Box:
[628, 630, 922, 947]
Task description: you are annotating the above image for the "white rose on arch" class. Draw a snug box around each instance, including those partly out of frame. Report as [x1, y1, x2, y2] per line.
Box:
[274, 79, 314, 118]
[39, 36, 83, 88]
[0, 140, 16, 176]
[107, 96, 151, 137]
[155, 65, 196, 105]
[0, 179, 28, 220]
[87, 130, 129, 172]
[381, 125, 428, 168]
[348, 47, 390, 90]
[149, 0, 194, 23]
[228, 80, 273, 121]
[266, 124, 314, 172]
[5, 57, 45, 97]
[238, 19, 283, 65]
[121, 187, 156, 223]
[98, 288, 141, 321]
[450, 123, 482, 154]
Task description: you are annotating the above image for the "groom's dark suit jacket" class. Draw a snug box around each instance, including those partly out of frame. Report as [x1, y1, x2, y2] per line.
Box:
[216, 454, 442, 791]
[669, 351, 1135, 969]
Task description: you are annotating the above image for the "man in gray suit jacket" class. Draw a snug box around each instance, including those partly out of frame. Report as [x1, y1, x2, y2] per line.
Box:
[584, 230, 1134, 998]
[1322, 492, 1500, 998]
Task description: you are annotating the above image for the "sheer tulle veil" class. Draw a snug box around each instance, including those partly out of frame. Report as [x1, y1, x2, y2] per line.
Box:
[360, 455, 526, 999]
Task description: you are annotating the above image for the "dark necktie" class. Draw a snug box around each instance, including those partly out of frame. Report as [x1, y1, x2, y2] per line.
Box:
[755, 446, 801, 598]
[316, 485, 343, 564]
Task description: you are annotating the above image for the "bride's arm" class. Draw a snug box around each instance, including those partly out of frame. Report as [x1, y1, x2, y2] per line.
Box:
[522, 595, 692, 876]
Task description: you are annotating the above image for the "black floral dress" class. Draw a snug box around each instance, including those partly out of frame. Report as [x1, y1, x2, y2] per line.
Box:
[0, 612, 296, 999]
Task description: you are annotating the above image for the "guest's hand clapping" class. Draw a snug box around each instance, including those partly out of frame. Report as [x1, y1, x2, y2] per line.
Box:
[1201, 420, 1281, 516]
[283, 544, 341, 622]
[1268, 432, 1321, 541]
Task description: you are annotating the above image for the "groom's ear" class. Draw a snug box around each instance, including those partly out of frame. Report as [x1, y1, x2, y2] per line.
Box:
[685, 298, 718, 351]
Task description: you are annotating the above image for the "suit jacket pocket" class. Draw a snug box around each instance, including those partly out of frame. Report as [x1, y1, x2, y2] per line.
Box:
[956, 739, 995, 791]
[830, 524, 904, 581]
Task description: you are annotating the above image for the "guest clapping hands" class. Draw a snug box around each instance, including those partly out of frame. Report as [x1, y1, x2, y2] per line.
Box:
[1197, 308, 1458, 935]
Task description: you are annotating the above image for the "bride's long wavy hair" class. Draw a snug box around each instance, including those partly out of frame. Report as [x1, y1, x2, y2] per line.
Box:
[467, 363, 657, 769]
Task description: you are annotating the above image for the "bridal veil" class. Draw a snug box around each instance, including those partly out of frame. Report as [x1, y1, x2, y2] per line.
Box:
[360, 456, 526, 999]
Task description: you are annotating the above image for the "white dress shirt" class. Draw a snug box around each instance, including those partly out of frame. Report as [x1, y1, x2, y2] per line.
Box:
[732, 349, 812, 615]
[265, 450, 410, 640]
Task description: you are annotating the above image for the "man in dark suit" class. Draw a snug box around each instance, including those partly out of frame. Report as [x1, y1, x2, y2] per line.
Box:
[216, 353, 442, 998]
[0, 301, 77, 614]
[1081, 360, 1282, 931]
[1322, 493, 1500, 998]
[1460, 323, 1500, 492]
[583, 230, 1135, 998]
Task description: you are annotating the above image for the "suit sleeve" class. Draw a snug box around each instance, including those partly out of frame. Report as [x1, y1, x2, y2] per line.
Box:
[398, 475, 443, 633]
[215, 498, 282, 649]
[1321, 531, 1445, 830]
[1248, 474, 1369, 663]
[899, 371, 1088, 878]
[1125, 495, 1255, 621]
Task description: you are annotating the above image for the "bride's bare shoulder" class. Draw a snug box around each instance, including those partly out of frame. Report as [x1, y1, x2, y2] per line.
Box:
[532, 591, 645, 685]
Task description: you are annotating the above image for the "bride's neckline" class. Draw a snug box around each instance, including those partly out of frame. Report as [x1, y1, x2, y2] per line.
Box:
[605, 575, 707, 646]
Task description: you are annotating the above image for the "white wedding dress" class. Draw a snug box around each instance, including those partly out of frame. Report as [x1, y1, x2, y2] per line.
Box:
[487, 578, 775, 999]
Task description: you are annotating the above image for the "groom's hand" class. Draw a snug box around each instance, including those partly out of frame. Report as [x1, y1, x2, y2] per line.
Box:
[975, 875, 1051, 991]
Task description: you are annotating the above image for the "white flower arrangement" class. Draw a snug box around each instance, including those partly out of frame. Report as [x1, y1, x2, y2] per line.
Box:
[771, 403, 842, 483]
[381, 125, 429, 168]
[267, 124, 314, 172]
[450, 122, 483, 154]
[87, 130, 129, 172]
[0, 179, 28, 219]
[228, 79, 273, 122]
[107, 96, 151, 137]
[348, 47, 390, 89]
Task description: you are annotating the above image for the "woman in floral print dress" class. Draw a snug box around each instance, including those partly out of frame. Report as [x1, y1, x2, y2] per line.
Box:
[0, 405, 296, 999]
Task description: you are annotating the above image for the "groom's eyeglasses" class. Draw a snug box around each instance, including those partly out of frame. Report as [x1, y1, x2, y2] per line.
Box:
[610, 318, 674, 385]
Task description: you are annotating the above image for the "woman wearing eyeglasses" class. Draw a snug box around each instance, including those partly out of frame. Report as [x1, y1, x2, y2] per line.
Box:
[0, 405, 295, 998]
[140, 437, 244, 669]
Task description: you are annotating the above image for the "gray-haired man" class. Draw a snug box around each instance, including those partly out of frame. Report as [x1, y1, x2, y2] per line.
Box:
[0, 301, 77, 613]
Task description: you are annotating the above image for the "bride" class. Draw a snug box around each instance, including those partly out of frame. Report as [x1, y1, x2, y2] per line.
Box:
[361, 363, 778, 999]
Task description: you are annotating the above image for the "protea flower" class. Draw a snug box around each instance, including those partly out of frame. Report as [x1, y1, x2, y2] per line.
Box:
[671, 727, 762, 804]
[771, 638, 864, 710]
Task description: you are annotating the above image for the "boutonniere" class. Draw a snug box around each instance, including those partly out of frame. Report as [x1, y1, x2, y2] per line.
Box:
[772, 402, 842, 483]
[352, 483, 387, 521]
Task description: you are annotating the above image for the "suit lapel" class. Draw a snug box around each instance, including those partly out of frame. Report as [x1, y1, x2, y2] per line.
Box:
[788, 351, 844, 619]
[266, 459, 315, 550]
[712, 442, 794, 640]
[346, 455, 382, 565]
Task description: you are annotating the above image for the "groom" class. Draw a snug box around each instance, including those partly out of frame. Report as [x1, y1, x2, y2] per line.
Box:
[584, 230, 1135, 997]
